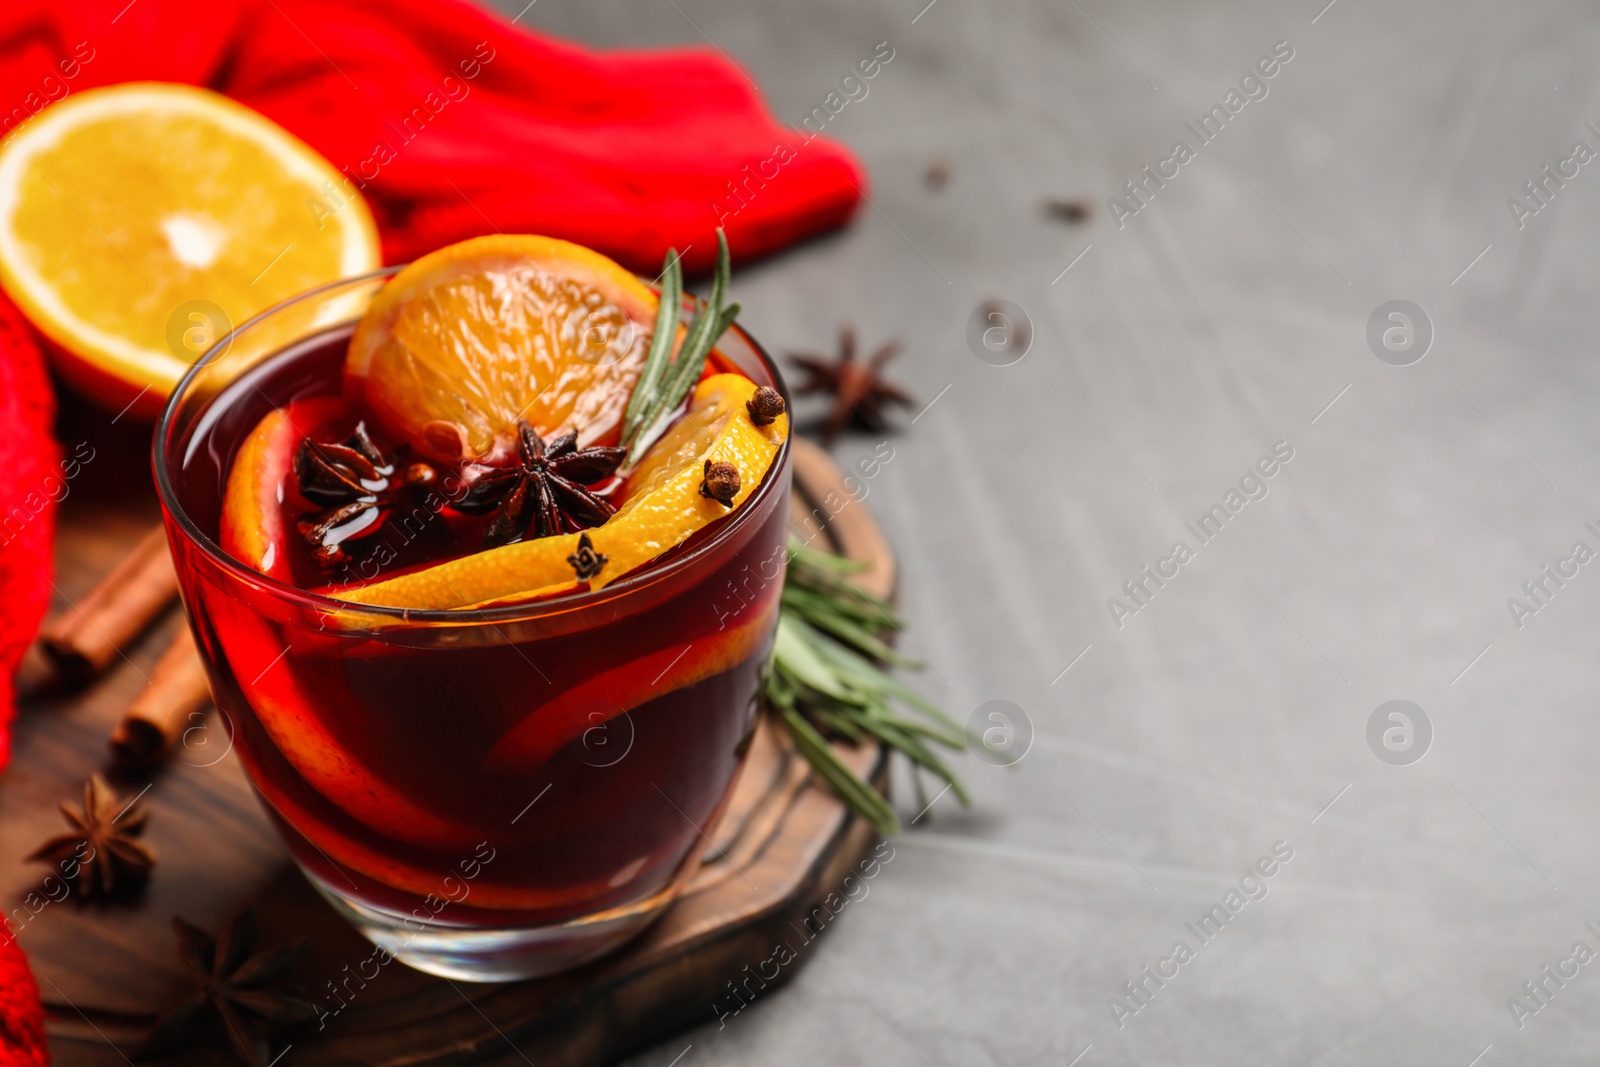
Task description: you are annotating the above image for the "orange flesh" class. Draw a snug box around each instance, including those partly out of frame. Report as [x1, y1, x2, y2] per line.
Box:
[345, 235, 661, 464]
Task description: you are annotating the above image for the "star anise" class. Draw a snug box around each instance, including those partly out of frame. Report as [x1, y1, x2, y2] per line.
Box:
[789, 326, 914, 446]
[456, 422, 625, 548]
[294, 422, 434, 568]
[28, 773, 154, 900]
[136, 907, 314, 1067]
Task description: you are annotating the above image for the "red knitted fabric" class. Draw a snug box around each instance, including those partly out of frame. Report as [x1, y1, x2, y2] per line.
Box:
[0, 925, 47, 1065]
[0, 293, 56, 776]
[0, 0, 865, 273]
[0, 929, 45, 1066]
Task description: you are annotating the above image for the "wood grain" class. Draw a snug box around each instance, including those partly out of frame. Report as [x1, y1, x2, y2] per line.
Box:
[7, 415, 893, 1067]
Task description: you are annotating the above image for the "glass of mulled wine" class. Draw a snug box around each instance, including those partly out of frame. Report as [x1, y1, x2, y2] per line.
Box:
[153, 269, 792, 981]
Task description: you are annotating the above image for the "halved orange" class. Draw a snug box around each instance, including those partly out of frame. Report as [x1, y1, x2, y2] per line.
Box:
[345, 235, 661, 465]
[335, 372, 788, 612]
[0, 83, 379, 419]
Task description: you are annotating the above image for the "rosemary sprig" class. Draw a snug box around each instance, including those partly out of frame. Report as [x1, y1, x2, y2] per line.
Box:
[620, 248, 681, 441]
[621, 229, 740, 465]
[765, 538, 969, 835]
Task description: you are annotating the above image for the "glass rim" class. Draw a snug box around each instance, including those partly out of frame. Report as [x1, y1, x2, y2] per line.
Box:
[151, 264, 793, 626]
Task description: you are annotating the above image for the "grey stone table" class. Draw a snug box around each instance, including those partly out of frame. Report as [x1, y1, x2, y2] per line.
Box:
[493, 1, 1600, 1064]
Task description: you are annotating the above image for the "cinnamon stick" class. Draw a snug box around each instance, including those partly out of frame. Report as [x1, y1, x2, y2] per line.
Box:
[38, 525, 178, 682]
[111, 627, 213, 767]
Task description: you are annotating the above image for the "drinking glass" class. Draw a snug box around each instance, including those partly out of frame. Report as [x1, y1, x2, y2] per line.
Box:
[153, 270, 792, 980]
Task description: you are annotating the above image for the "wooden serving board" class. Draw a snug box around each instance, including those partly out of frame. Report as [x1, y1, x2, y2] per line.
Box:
[3, 399, 893, 1067]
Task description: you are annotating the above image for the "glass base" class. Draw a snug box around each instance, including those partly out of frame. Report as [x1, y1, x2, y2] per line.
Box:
[305, 865, 691, 982]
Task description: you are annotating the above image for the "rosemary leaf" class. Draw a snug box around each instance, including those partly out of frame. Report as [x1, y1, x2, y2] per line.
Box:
[779, 579, 886, 622]
[781, 587, 914, 665]
[620, 248, 683, 449]
[877, 714, 967, 748]
[652, 295, 739, 447]
[788, 541, 868, 574]
[805, 630, 963, 735]
[813, 706, 866, 743]
[772, 615, 853, 701]
[780, 705, 900, 836]
[852, 712, 972, 805]
[846, 690, 965, 748]
[625, 230, 735, 465]
[787, 560, 900, 620]
[767, 536, 968, 833]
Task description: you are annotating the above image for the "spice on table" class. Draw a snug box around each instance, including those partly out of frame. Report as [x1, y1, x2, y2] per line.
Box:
[789, 326, 914, 446]
[924, 155, 950, 189]
[1044, 197, 1091, 223]
[138, 907, 314, 1067]
[36, 525, 178, 683]
[111, 626, 213, 768]
[27, 773, 155, 900]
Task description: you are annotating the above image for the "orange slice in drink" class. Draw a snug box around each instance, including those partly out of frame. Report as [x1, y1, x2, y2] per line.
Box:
[219, 397, 343, 584]
[0, 83, 379, 419]
[345, 234, 660, 465]
[336, 372, 788, 611]
[205, 592, 477, 849]
[248, 770, 608, 911]
[241, 645, 478, 850]
[487, 590, 779, 771]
